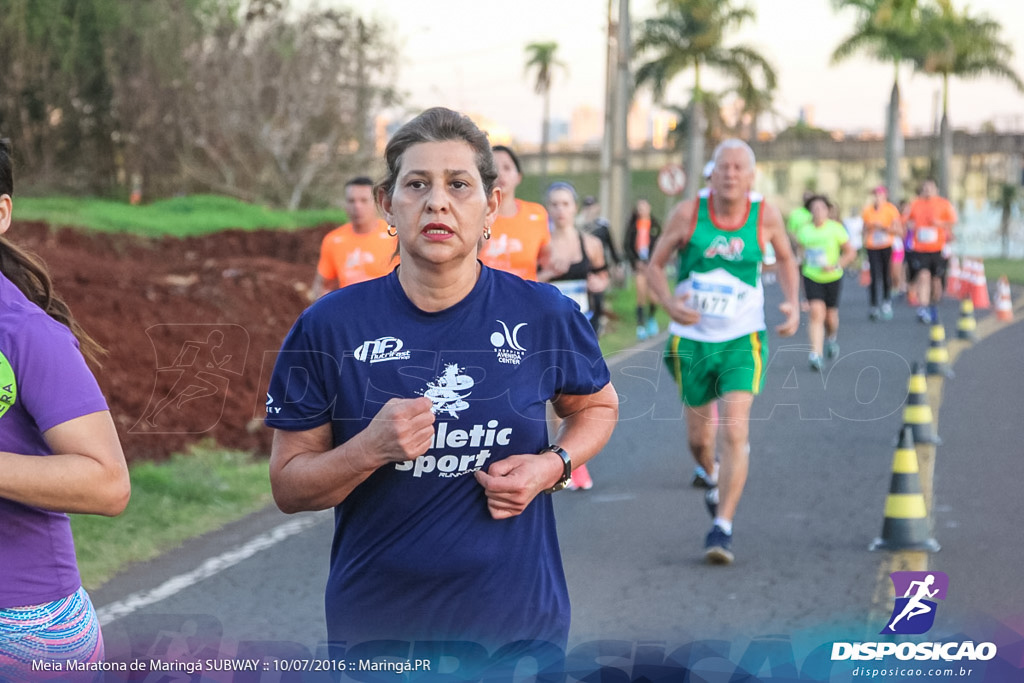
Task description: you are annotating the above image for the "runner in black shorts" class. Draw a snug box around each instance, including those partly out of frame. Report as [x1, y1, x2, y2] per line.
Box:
[792, 195, 857, 371]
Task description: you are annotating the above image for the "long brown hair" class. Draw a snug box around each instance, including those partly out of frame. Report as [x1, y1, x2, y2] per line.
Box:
[0, 139, 105, 366]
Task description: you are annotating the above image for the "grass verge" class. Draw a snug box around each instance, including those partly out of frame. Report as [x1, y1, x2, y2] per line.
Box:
[15, 194, 346, 237]
[70, 443, 272, 590]
[599, 278, 671, 358]
[983, 258, 1024, 286]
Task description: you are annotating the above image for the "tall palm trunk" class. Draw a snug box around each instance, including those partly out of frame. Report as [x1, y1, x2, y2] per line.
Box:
[885, 77, 904, 201]
[683, 63, 704, 200]
[540, 88, 551, 184]
[937, 74, 952, 198]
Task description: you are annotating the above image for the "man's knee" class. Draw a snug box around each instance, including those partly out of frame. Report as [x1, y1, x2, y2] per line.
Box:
[688, 433, 713, 457]
[716, 422, 747, 450]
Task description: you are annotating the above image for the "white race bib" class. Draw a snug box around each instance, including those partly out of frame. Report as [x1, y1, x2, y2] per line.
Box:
[553, 279, 590, 314]
[916, 227, 938, 244]
[872, 229, 889, 245]
[805, 248, 828, 269]
[686, 272, 741, 319]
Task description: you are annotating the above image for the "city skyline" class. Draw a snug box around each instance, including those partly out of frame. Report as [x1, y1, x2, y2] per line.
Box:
[365, 0, 1024, 145]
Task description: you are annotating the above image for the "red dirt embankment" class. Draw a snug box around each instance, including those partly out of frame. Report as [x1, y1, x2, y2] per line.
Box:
[10, 221, 334, 462]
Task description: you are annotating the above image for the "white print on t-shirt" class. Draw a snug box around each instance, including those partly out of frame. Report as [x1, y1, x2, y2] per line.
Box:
[703, 235, 745, 262]
[395, 368, 517, 479]
[491, 320, 527, 366]
[394, 418, 513, 478]
[420, 363, 473, 418]
[354, 336, 412, 364]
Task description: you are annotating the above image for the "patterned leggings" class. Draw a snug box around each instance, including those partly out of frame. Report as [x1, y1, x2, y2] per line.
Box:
[0, 587, 104, 682]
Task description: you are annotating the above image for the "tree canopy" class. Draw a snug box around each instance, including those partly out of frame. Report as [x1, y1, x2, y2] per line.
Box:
[0, 0, 397, 208]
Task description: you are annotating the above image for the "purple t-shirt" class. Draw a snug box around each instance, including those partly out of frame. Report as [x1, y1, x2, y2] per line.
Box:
[0, 272, 109, 608]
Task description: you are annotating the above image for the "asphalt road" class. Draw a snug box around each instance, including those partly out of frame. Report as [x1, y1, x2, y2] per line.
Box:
[90, 275, 1024, 679]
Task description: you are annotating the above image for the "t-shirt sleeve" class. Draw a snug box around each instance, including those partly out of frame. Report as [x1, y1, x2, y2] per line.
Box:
[265, 310, 337, 431]
[942, 201, 958, 224]
[887, 205, 901, 225]
[835, 222, 850, 245]
[317, 233, 338, 280]
[13, 315, 108, 433]
[546, 293, 611, 396]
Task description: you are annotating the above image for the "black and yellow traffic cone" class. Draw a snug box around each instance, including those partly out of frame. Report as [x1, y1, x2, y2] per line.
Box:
[870, 426, 940, 552]
[925, 320, 954, 378]
[956, 299, 977, 342]
[901, 362, 940, 445]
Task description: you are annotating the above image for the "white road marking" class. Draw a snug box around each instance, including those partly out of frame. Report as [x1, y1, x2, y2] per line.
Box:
[95, 511, 330, 625]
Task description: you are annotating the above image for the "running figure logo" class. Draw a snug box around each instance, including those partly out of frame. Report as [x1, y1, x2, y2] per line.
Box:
[133, 324, 248, 433]
[420, 363, 473, 418]
[882, 571, 949, 635]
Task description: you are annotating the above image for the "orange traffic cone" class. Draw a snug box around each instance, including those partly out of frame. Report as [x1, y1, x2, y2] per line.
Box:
[859, 259, 871, 287]
[971, 259, 991, 310]
[995, 275, 1014, 322]
[946, 255, 963, 300]
[869, 426, 940, 552]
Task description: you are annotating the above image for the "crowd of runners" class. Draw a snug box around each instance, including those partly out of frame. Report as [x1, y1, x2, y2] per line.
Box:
[0, 110, 966, 677]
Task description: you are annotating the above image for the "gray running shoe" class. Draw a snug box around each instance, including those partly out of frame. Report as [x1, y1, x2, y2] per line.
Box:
[809, 353, 823, 371]
[881, 301, 894, 321]
[692, 466, 715, 488]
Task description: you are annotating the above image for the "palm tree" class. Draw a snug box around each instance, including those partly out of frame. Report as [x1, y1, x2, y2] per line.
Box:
[912, 3, 1024, 197]
[830, 0, 922, 202]
[664, 92, 728, 153]
[731, 73, 780, 142]
[634, 0, 776, 199]
[524, 41, 566, 182]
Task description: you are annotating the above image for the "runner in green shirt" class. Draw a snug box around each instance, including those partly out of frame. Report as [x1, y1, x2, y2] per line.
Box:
[648, 139, 801, 565]
[793, 195, 857, 371]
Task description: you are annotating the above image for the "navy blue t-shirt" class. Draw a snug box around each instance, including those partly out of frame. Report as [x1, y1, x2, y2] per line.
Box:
[266, 266, 610, 650]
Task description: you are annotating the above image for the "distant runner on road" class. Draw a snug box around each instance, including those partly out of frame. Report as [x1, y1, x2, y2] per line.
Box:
[903, 179, 957, 324]
[793, 194, 857, 371]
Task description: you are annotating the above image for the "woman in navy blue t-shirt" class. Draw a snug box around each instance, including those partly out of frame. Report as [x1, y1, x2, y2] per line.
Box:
[265, 108, 618, 676]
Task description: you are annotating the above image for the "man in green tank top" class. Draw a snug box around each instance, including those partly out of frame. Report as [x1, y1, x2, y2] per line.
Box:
[647, 139, 801, 565]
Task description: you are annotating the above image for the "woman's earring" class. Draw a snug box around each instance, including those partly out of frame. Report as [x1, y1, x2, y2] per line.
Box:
[483, 225, 492, 240]
[387, 225, 398, 237]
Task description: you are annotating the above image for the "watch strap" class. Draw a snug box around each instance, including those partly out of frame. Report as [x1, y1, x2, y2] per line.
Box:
[540, 444, 572, 493]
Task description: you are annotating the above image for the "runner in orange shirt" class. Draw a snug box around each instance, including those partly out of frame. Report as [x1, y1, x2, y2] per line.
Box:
[861, 186, 903, 321]
[903, 179, 957, 324]
[312, 177, 397, 298]
[478, 145, 551, 281]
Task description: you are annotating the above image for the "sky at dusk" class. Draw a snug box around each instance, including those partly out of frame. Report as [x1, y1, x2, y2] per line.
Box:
[356, 0, 1024, 143]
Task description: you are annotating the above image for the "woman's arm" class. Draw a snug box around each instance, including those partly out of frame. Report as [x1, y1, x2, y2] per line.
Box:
[0, 411, 130, 516]
[270, 396, 436, 513]
[584, 232, 609, 293]
[838, 238, 858, 270]
[474, 383, 618, 520]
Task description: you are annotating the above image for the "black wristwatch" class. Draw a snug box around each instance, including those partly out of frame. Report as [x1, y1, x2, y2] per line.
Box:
[540, 444, 572, 493]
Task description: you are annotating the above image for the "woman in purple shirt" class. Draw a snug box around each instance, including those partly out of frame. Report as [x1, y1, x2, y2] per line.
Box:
[0, 138, 131, 680]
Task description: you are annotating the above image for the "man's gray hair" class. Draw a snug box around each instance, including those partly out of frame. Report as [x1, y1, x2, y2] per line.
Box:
[711, 138, 756, 169]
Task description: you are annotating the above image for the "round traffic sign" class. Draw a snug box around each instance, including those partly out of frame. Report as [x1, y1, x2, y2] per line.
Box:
[658, 164, 687, 196]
